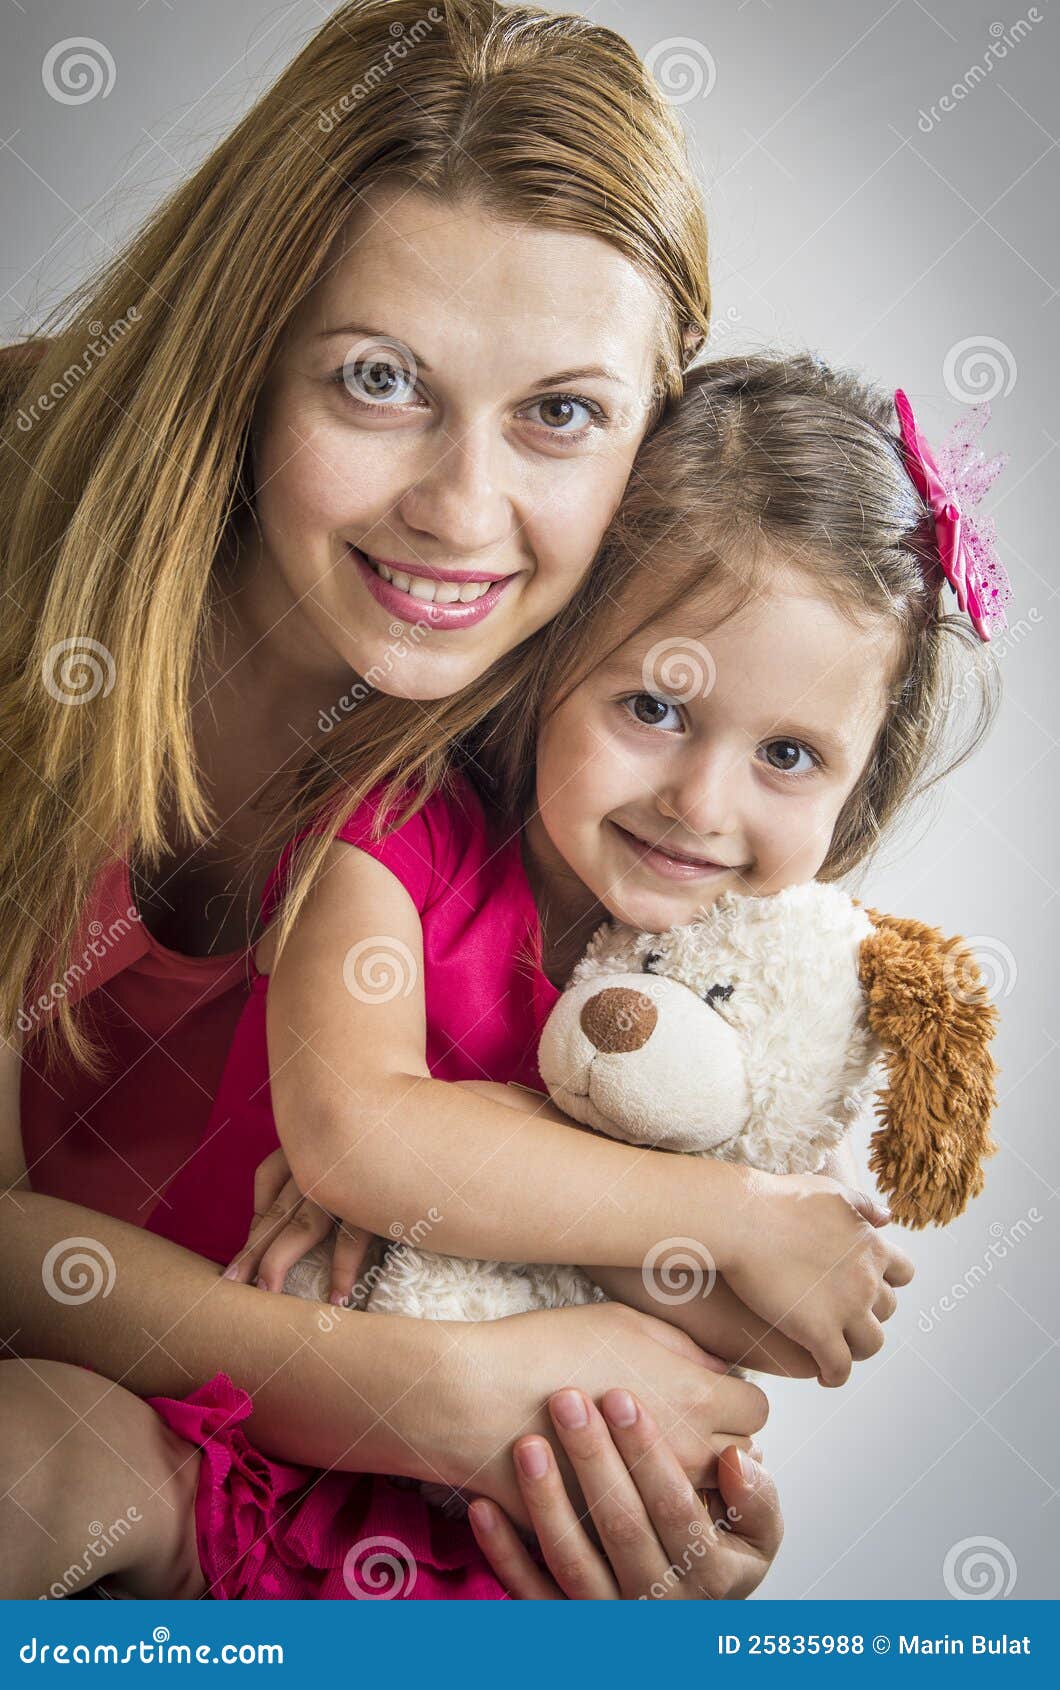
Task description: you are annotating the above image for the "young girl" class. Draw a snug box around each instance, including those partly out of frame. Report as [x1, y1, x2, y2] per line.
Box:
[135, 351, 1005, 1595]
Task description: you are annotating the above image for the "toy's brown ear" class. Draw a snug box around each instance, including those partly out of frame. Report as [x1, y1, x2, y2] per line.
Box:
[858, 910, 999, 1228]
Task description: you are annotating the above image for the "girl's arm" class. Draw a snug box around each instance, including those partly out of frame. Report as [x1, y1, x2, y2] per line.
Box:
[266, 844, 914, 1385]
[267, 843, 751, 1265]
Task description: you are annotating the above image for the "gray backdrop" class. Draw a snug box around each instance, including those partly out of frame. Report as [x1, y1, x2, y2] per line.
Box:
[2, 0, 1056, 1600]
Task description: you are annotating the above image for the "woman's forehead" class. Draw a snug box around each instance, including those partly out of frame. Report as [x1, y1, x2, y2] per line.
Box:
[295, 188, 665, 383]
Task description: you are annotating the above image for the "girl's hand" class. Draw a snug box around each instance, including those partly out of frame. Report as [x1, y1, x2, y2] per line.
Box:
[722, 1168, 914, 1388]
[438, 1301, 768, 1527]
[468, 1391, 781, 1599]
[221, 1147, 372, 1303]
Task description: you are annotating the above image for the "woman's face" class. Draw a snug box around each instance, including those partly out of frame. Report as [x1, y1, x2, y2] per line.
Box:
[244, 186, 664, 701]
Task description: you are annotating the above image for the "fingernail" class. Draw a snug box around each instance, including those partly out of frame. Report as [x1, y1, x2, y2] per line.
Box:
[550, 1389, 588, 1430]
[329, 1291, 347, 1306]
[737, 1449, 759, 1484]
[516, 1440, 550, 1480]
[602, 1389, 637, 1428]
[468, 1498, 498, 1533]
[222, 1265, 239, 1280]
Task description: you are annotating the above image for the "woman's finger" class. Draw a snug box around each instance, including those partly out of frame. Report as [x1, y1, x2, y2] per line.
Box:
[329, 1222, 373, 1305]
[466, 1499, 562, 1600]
[223, 1175, 309, 1285]
[222, 1151, 297, 1281]
[546, 1390, 672, 1597]
[255, 1190, 335, 1292]
[597, 1389, 712, 1577]
[510, 1429, 619, 1599]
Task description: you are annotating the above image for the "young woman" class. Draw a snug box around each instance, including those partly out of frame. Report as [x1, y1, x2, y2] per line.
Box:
[1, 0, 784, 1599]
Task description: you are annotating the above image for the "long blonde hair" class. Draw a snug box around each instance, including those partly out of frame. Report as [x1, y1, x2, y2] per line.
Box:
[0, 0, 710, 1071]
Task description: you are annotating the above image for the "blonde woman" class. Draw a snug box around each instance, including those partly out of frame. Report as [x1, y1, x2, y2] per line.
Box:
[0, 0, 782, 1599]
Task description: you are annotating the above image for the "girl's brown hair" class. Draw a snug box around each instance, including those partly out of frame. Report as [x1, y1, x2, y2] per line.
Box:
[471, 353, 1001, 879]
[0, 0, 711, 1071]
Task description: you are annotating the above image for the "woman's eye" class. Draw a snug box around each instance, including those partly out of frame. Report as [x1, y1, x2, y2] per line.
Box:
[624, 693, 683, 731]
[758, 738, 819, 776]
[522, 393, 604, 437]
[336, 360, 419, 408]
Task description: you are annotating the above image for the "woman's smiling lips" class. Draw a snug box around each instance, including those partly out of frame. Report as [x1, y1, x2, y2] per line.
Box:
[610, 820, 742, 882]
[349, 545, 516, 630]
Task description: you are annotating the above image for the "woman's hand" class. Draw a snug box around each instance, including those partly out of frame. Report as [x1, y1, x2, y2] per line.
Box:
[436, 1301, 769, 1526]
[221, 1146, 372, 1303]
[720, 1167, 914, 1388]
[468, 1389, 781, 1599]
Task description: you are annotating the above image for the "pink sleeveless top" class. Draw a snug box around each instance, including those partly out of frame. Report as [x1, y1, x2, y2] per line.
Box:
[19, 775, 555, 1600]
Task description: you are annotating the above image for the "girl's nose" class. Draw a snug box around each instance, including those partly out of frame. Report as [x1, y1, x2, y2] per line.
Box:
[397, 425, 512, 558]
[656, 750, 741, 842]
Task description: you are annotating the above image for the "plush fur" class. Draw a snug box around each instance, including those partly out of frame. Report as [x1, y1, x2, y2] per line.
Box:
[283, 882, 998, 1322]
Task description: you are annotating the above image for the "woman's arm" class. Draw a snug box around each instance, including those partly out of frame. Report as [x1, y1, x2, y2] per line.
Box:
[4, 1030, 767, 1520]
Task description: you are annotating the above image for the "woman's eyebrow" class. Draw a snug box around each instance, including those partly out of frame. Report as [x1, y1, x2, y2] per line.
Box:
[316, 323, 431, 367]
[315, 324, 631, 389]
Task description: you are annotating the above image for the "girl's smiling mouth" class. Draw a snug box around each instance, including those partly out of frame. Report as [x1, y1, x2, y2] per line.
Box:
[610, 820, 744, 881]
[349, 545, 517, 629]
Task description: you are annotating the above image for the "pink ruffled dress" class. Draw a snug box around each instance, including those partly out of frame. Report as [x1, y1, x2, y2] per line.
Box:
[22, 776, 559, 1599]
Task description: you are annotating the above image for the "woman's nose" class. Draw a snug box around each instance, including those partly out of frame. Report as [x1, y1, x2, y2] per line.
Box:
[397, 426, 512, 557]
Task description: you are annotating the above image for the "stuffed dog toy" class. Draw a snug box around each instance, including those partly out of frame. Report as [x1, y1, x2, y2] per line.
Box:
[284, 882, 999, 1322]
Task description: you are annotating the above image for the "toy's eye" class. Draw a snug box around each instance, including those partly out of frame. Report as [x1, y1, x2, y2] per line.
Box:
[704, 982, 734, 1009]
[642, 951, 662, 974]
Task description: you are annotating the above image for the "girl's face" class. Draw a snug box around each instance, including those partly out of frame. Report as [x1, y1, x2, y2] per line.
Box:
[528, 567, 901, 935]
[243, 186, 663, 701]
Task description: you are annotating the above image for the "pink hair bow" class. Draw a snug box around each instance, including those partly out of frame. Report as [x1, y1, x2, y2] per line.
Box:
[894, 388, 1012, 643]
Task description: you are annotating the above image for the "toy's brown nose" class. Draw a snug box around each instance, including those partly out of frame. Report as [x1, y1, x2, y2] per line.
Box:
[580, 987, 658, 1054]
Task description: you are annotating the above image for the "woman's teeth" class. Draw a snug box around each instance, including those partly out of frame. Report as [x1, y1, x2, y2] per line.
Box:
[369, 558, 492, 604]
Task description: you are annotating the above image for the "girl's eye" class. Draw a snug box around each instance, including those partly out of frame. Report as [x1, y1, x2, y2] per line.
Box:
[521, 393, 605, 439]
[758, 738, 819, 777]
[623, 693, 683, 731]
[334, 361, 420, 409]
